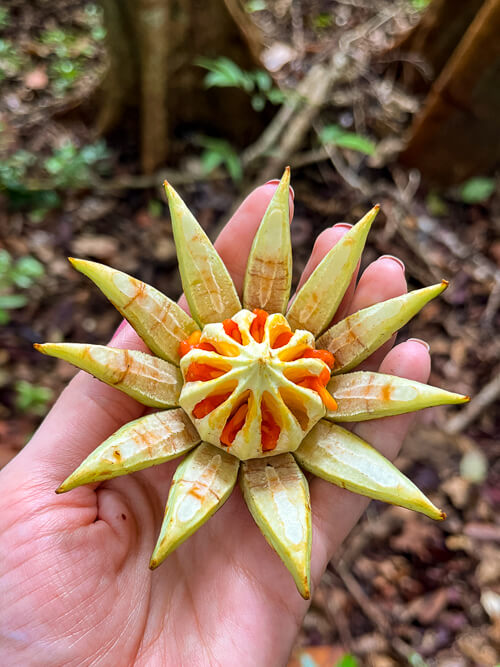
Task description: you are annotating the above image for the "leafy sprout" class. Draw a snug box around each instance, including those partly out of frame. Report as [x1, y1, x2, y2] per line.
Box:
[459, 177, 496, 204]
[0, 250, 44, 325]
[196, 136, 242, 182]
[197, 56, 285, 111]
[15, 380, 53, 416]
[320, 124, 377, 156]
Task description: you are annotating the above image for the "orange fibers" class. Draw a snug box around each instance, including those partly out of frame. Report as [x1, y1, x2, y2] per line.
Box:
[261, 403, 280, 451]
[185, 363, 226, 383]
[192, 393, 231, 419]
[250, 309, 268, 343]
[221, 403, 248, 446]
[223, 319, 242, 344]
[179, 331, 216, 358]
[272, 331, 293, 349]
[301, 348, 335, 369]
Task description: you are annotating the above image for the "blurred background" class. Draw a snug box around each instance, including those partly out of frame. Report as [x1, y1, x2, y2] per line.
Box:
[0, 1, 499, 664]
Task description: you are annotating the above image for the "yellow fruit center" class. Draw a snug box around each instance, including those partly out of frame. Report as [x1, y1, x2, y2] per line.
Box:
[178, 309, 337, 461]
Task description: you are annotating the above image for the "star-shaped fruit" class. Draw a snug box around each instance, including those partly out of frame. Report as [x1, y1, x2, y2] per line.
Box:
[35, 169, 468, 599]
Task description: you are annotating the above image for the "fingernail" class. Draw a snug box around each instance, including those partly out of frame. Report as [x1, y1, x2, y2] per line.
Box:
[265, 179, 295, 201]
[110, 319, 127, 341]
[379, 255, 405, 273]
[408, 338, 430, 351]
[333, 223, 353, 230]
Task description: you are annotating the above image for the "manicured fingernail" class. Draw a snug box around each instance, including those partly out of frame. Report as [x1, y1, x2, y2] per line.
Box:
[333, 223, 353, 230]
[379, 255, 405, 273]
[408, 338, 430, 351]
[265, 179, 295, 201]
[110, 319, 127, 341]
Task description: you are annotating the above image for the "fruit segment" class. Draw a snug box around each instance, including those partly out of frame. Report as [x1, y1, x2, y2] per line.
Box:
[177, 309, 330, 460]
[240, 454, 312, 599]
[287, 205, 379, 336]
[35, 343, 182, 408]
[243, 167, 292, 315]
[69, 258, 199, 365]
[325, 371, 469, 422]
[295, 420, 445, 519]
[316, 281, 448, 373]
[57, 409, 200, 492]
[164, 181, 241, 326]
[150, 442, 239, 567]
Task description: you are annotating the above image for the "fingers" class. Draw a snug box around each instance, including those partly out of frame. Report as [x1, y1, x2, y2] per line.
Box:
[292, 224, 359, 322]
[178, 182, 294, 311]
[347, 256, 407, 370]
[310, 339, 431, 585]
[215, 182, 294, 293]
[6, 181, 292, 490]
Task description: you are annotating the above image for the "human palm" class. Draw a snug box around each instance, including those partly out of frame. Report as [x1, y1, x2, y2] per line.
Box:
[0, 183, 430, 666]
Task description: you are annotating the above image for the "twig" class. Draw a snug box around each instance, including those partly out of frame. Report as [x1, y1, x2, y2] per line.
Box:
[445, 369, 500, 435]
[334, 560, 423, 664]
[482, 274, 500, 328]
[90, 169, 227, 191]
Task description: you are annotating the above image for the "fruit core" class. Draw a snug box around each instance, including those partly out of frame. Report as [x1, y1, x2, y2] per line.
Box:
[178, 309, 337, 461]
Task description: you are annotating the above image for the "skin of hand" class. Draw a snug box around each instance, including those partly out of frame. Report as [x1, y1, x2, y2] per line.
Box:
[0, 183, 430, 667]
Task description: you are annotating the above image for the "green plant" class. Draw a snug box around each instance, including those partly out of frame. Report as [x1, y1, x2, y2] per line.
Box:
[0, 250, 44, 324]
[15, 380, 53, 416]
[196, 136, 242, 182]
[0, 39, 24, 80]
[197, 56, 285, 111]
[245, 0, 266, 11]
[459, 177, 496, 204]
[410, 0, 430, 10]
[0, 7, 10, 29]
[0, 140, 110, 212]
[313, 13, 333, 30]
[335, 655, 359, 667]
[320, 124, 376, 156]
[49, 58, 83, 93]
[43, 139, 110, 187]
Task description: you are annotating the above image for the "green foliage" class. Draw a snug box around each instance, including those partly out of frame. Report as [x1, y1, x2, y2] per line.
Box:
[410, 0, 430, 10]
[197, 57, 285, 111]
[15, 380, 53, 416]
[0, 250, 44, 324]
[197, 136, 242, 183]
[43, 139, 110, 188]
[459, 177, 496, 204]
[38, 7, 105, 94]
[0, 141, 110, 215]
[0, 38, 25, 80]
[320, 124, 376, 156]
[0, 7, 10, 29]
[245, 0, 267, 11]
[49, 58, 83, 93]
[335, 655, 359, 667]
[426, 191, 448, 217]
[313, 13, 333, 30]
[83, 4, 107, 41]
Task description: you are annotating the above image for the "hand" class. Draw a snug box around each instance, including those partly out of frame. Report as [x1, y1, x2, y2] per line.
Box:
[0, 183, 429, 666]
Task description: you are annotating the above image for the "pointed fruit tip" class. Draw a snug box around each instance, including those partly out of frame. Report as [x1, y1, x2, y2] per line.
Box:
[33, 343, 42, 351]
[55, 485, 65, 494]
[149, 558, 159, 570]
[439, 510, 447, 520]
[441, 279, 449, 288]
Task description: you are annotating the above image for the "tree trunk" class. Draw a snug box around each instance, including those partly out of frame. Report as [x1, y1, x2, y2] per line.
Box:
[400, 0, 500, 185]
[98, 0, 267, 173]
[393, 0, 485, 92]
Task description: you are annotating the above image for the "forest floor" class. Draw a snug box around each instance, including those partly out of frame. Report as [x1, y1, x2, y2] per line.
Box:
[0, 1, 499, 665]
